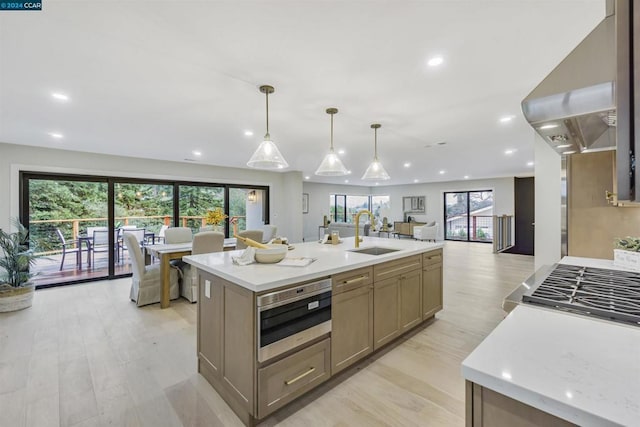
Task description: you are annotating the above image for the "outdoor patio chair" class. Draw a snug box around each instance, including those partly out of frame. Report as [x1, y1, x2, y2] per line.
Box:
[180, 231, 225, 302]
[55, 228, 80, 270]
[236, 229, 264, 249]
[123, 232, 179, 307]
[91, 229, 121, 265]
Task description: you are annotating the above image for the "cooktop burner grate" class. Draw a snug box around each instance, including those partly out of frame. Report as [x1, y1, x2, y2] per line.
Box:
[523, 264, 640, 326]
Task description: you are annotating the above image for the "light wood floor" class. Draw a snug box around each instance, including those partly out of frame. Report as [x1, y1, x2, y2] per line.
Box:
[0, 241, 534, 427]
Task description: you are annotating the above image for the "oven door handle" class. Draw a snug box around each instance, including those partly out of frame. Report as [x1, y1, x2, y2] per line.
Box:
[284, 367, 316, 386]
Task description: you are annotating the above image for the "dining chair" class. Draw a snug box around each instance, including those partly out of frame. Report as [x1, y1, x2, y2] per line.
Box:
[55, 228, 80, 270]
[164, 227, 193, 244]
[180, 231, 225, 303]
[236, 229, 264, 249]
[123, 232, 179, 307]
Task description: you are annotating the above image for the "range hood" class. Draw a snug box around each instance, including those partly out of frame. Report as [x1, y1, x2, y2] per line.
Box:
[522, 0, 637, 202]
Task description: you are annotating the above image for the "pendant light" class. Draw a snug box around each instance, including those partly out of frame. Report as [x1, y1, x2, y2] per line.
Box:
[362, 123, 390, 180]
[247, 85, 289, 169]
[315, 108, 348, 176]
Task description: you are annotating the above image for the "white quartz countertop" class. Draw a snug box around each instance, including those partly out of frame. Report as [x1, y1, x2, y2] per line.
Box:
[183, 236, 443, 293]
[463, 256, 640, 427]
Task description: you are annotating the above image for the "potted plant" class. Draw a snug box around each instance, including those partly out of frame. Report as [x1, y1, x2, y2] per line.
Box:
[204, 207, 228, 233]
[0, 220, 38, 312]
[614, 236, 640, 271]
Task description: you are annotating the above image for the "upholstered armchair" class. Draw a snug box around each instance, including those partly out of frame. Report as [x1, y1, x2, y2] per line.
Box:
[123, 232, 179, 307]
[262, 224, 278, 243]
[413, 222, 438, 242]
[180, 231, 224, 303]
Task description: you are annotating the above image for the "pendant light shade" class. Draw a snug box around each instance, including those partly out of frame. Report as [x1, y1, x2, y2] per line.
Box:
[247, 85, 289, 169]
[315, 108, 348, 176]
[362, 124, 390, 180]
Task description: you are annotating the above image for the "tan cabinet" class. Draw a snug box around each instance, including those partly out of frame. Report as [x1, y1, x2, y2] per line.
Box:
[373, 275, 401, 349]
[393, 221, 426, 237]
[258, 339, 330, 419]
[331, 268, 374, 374]
[400, 269, 422, 331]
[373, 256, 422, 350]
[466, 381, 575, 427]
[422, 249, 443, 320]
[198, 273, 222, 377]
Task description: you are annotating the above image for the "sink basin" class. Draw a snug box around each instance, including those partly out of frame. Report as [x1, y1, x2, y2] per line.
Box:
[349, 247, 400, 256]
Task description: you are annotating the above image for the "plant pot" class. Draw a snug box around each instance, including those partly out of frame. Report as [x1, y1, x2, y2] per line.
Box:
[613, 249, 640, 271]
[0, 282, 35, 312]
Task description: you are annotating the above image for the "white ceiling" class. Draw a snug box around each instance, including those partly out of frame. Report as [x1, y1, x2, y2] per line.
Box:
[0, 1, 604, 186]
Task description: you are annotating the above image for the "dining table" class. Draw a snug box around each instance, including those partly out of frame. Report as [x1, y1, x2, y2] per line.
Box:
[144, 238, 237, 308]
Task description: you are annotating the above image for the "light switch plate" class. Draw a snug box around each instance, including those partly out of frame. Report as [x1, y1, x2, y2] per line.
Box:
[205, 280, 211, 298]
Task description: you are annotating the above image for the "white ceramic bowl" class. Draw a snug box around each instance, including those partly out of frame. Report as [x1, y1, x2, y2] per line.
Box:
[254, 244, 288, 264]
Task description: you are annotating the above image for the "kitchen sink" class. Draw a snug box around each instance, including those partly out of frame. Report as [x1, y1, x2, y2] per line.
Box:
[349, 247, 400, 256]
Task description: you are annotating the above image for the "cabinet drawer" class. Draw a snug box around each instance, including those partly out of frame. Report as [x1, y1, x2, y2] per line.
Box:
[257, 338, 330, 419]
[423, 249, 443, 267]
[332, 267, 374, 294]
[374, 255, 422, 281]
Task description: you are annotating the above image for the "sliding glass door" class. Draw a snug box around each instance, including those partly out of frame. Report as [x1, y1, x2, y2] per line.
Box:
[23, 175, 110, 287]
[444, 190, 494, 242]
[178, 184, 225, 233]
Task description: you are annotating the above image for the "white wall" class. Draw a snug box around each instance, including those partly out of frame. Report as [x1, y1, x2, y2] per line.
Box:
[303, 176, 515, 242]
[534, 133, 562, 269]
[0, 142, 303, 243]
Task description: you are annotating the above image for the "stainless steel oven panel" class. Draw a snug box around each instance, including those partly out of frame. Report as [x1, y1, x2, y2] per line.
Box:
[258, 320, 331, 363]
[257, 278, 331, 309]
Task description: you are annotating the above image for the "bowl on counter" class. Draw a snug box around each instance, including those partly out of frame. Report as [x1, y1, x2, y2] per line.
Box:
[255, 244, 288, 264]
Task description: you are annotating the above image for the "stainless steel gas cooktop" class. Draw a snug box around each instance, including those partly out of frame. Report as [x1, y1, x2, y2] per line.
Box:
[522, 264, 640, 326]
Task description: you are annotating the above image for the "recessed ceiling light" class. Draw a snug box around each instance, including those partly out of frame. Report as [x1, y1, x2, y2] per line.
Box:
[347, 170, 352, 175]
[427, 56, 444, 67]
[404, 162, 411, 168]
[505, 149, 516, 155]
[464, 175, 470, 179]
[338, 149, 345, 155]
[439, 170, 445, 174]
[501, 371, 512, 380]
[192, 150, 202, 156]
[527, 161, 534, 167]
[556, 144, 572, 149]
[51, 92, 69, 101]
[48, 132, 63, 139]
[539, 124, 559, 130]
[344, 179, 349, 183]
[375, 182, 379, 186]
[413, 179, 419, 183]
[305, 176, 310, 180]
[244, 130, 253, 136]
[499, 115, 515, 123]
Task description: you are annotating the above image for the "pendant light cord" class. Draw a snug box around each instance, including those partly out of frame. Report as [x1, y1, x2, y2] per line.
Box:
[330, 113, 334, 150]
[265, 90, 270, 136]
[374, 127, 378, 160]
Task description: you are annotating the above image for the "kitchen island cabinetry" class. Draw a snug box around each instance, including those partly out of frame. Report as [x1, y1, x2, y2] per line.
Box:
[185, 237, 445, 426]
[422, 249, 443, 319]
[331, 267, 374, 374]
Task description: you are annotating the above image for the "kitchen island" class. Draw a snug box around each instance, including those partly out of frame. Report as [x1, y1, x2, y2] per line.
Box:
[184, 236, 444, 426]
[462, 257, 640, 427]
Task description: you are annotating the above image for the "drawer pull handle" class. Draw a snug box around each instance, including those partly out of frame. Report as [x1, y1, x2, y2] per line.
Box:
[285, 367, 316, 385]
[343, 276, 366, 285]
[378, 262, 421, 277]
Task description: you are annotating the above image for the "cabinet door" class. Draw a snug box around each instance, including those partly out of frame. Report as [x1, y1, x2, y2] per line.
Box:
[400, 269, 422, 332]
[331, 285, 374, 374]
[373, 276, 401, 350]
[198, 273, 222, 377]
[423, 262, 443, 320]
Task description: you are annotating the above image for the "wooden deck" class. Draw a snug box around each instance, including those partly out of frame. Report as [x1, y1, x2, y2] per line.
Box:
[32, 252, 134, 287]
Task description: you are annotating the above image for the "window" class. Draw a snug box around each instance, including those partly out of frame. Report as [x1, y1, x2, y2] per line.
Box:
[444, 190, 493, 242]
[329, 194, 390, 224]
